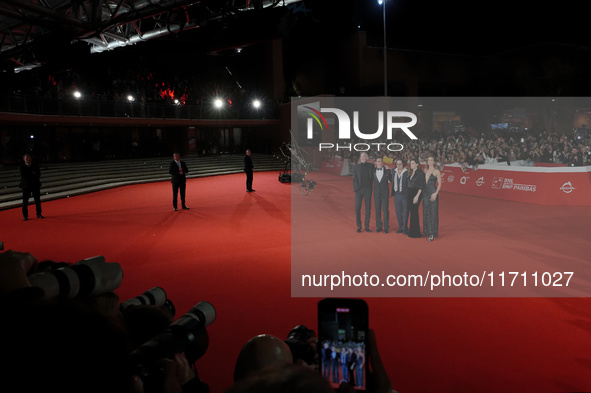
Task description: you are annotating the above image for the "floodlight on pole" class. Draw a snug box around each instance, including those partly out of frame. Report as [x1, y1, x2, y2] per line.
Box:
[378, 0, 387, 96]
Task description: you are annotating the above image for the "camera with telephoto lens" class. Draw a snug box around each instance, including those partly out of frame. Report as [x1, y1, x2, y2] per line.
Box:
[120, 286, 176, 317]
[285, 324, 317, 365]
[27, 256, 122, 299]
[131, 301, 216, 391]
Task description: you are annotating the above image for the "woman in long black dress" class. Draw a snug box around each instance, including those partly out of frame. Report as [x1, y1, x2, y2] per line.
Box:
[423, 155, 442, 242]
[407, 158, 424, 238]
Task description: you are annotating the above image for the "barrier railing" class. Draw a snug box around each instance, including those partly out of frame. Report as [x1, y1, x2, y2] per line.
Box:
[319, 157, 590, 206]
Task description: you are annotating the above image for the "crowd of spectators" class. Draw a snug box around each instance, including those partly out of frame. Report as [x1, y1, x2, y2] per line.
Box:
[324, 127, 591, 168]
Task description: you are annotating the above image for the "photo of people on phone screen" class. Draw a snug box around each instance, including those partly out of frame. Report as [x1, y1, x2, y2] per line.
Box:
[319, 303, 367, 390]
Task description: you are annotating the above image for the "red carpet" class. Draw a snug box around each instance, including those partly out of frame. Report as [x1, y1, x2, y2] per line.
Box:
[2, 171, 591, 393]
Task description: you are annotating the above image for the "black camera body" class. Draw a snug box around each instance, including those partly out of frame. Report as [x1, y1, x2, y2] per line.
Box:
[285, 324, 317, 365]
[131, 301, 216, 391]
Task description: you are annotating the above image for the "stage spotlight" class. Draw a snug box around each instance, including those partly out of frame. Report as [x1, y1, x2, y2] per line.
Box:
[252, 99, 261, 109]
[127, 95, 135, 102]
[214, 98, 223, 108]
[73, 91, 82, 99]
[174, 99, 180, 105]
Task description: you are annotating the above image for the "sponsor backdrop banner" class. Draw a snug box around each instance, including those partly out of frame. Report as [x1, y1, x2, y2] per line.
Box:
[319, 160, 590, 206]
[290, 97, 591, 298]
[440, 165, 590, 206]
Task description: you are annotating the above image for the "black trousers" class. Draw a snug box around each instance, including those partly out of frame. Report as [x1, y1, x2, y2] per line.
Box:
[172, 182, 186, 208]
[22, 187, 42, 218]
[374, 196, 389, 231]
[245, 171, 253, 191]
[354, 188, 372, 230]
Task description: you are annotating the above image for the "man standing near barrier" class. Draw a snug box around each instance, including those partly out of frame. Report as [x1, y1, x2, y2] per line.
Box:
[353, 152, 374, 232]
[169, 152, 189, 211]
[19, 153, 44, 221]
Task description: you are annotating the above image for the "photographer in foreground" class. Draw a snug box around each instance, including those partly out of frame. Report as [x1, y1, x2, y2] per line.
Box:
[229, 329, 393, 393]
[0, 250, 210, 393]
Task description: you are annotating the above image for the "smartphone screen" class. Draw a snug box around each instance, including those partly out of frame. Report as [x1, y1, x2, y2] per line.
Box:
[318, 298, 368, 391]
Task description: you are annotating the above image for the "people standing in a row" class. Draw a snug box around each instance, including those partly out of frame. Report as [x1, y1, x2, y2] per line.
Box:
[19, 153, 44, 221]
[353, 154, 440, 240]
[169, 152, 190, 211]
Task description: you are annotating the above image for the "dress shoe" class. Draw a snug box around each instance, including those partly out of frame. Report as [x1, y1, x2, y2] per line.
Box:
[37, 215, 45, 219]
[182, 206, 190, 210]
[384, 229, 389, 234]
[248, 189, 256, 192]
[23, 217, 28, 221]
[376, 228, 382, 233]
[357, 228, 362, 233]
[174, 208, 178, 211]
[365, 228, 372, 233]
[428, 235, 434, 242]
[396, 229, 404, 234]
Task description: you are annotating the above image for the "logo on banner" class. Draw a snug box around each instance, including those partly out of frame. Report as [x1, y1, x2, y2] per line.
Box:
[492, 177, 503, 189]
[475, 177, 485, 187]
[447, 175, 455, 183]
[460, 176, 468, 185]
[301, 102, 418, 152]
[560, 181, 575, 194]
[493, 177, 536, 192]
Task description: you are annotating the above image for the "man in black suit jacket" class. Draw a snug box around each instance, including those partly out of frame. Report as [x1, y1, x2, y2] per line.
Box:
[169, 153, 189, 211]
[244, 149, 255, 192]
[391, 159, 409, 234]
[353, 152, 374, 232]
[19, 153, 44, 221]
[373, 157, 391, 233]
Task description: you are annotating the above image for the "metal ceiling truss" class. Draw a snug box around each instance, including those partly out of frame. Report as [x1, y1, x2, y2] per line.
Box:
[0, 0, 291, 72]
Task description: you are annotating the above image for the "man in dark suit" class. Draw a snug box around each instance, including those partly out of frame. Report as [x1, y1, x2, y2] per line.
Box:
[19, 153, 44, 221]
[244, 149, 255, 192]
[168, 153, 189, 211]
[391, 159, 409, 234]
[373, 157, 391, 233]
[353, 152, 374, 232]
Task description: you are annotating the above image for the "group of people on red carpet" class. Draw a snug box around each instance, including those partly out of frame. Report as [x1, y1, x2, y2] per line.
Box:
[353, 152, 441, 242]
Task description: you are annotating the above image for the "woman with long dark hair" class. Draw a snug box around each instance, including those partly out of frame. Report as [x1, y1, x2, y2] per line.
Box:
[407, 158, 424, 238]
[423, 155, 442, 242]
